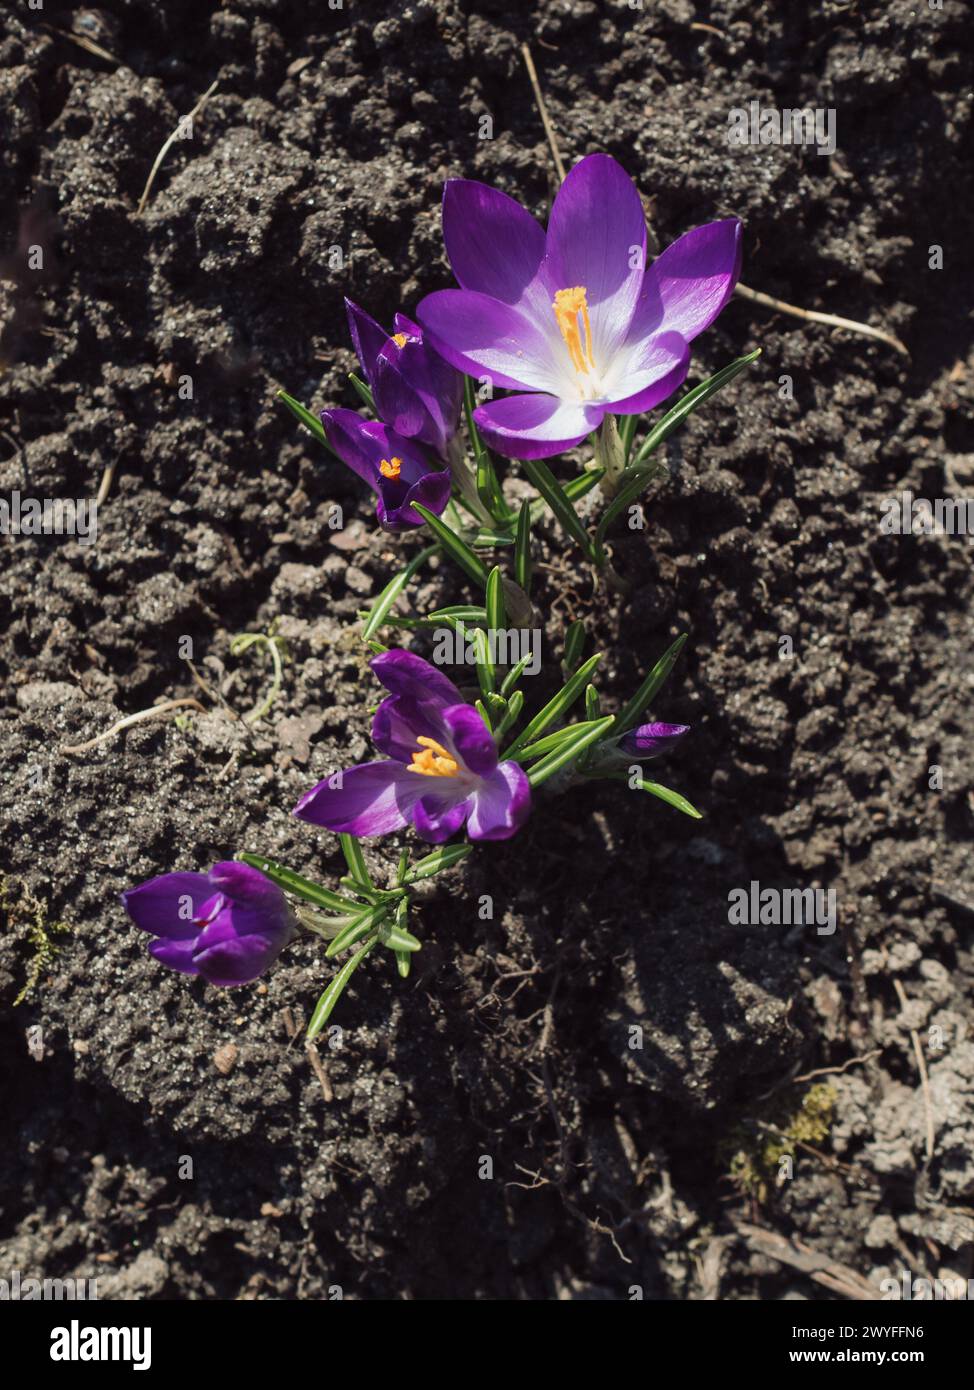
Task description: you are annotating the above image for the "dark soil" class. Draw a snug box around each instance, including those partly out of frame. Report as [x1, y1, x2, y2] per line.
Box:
[2, 0, 973, 1301]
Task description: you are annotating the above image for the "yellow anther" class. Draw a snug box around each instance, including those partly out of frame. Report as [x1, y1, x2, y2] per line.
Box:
[409, 735, 460, 778]
[553, 286, 595, 375]
[379, 456, 402, 479]
[392, 332, 408, 348]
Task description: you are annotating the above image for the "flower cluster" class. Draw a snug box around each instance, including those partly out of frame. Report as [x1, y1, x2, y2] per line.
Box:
[123, 153, 749, 1028]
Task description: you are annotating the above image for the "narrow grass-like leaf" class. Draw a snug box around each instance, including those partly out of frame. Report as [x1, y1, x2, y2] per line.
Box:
[521, 457, 596, 562]
[428, 605, 489, 624]
[526, 716, 614, 787]
[361, 544, 438, 640]
[339, 833, 373, 889]
[619, 413, 638, 464]
[528, 467, 604, 524]
[307, 938, 378, 1040]
[630, 776, 703, 819]
[504, 653, 602, 759]
[349, 372, 376, 415]
[630, 349, 761, 471]
[593, 463, 663, 564]
[413, 504, 488, 586]
[517, 717, 608, 761]
[584, 684, 601, 720]
[485, 566, 507, 632]
[609, 634, 688, 736]
[476, 449, 510, 524]
[500, 652, 532, 698]
[474, 627, 495, 697]
[464, 375, 485, 457]
[465, 527, 515, 548]
[563, 619, 586, 672]
[277, 390, 338, 458]
[494, 689, 524, 740]
[403, 843, 474, 883]
[239, 853, 357, 912]
[514, 499, 532, 596]
[395, 951, 412, 979]
[325, 902, 393, 958]
[381, 922, 422, 952]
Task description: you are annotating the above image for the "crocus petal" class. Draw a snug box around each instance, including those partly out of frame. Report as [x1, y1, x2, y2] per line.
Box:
[544, 153, 647, 362]
[417, 289, 563, 393]
[121, 871, 213, 940]
[208, 861, 288, 914]
[442, 179, 547, 308]
[466, 761, 532, 841]
[372, 354, 442, 450]
[602, 331, 690, 414]
[440, 702, 498, 777]
[293, 761, 424, 837]
[377, 468, 452, 530]
[370, 649, 463, 708]
[473, 392, 603, 460]
[320, 407, 386, 487]
[410, 793, 471, 844]
[193, 927, 288, 987]
[619, 722, 690, 758]
[345, 299, 390, 384]
[148, 937, 200, 975]
[372, 693, 453, 762]
[627, 219, 742, 345]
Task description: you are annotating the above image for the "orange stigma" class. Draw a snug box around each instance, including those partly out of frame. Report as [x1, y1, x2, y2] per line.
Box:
[409, 736, 460, 778]
[553, 287, 595, 374]
[379, 456, 402, 479]
[392, 332, 408, 348]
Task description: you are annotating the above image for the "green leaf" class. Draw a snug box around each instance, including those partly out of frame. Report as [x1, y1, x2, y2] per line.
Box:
[361, 544, 438, 640]
[629, 349, 762, 471]
[476, 449, 510, 525]
[238, 853, 357, 912]
[381, 922, 422, 952]
[609, 633, 688, 736]
[413, 504, 489, 586]
[395, 950, 412, 979]
[619, 412, 638, 464]
[528, 467, 603, 524]
[514, 499, 532, 596]
[521, 457, 597, 563]
[593, 464, 663, 564]
[339, 833, 373, 889]
[494, 689, 524, 740]
[629, 776, 703, 820]
[349, 372, 376, 415]
[474, 627, 495, 698]
[517, 717, 609, 761]
[485, 565, 507, 632]
[465, 527, 515, 548]
[307, 937, 378, 1040]
[584, 683, 601, 720]
[500, 652, 532, 698]
[326, 902, 394, 958]
[504, 653, 602, 759]
[526, 716, 615, 788]
[277, 390, 338, 458]
[563, 619, 586, 673]
[464, 375, 486, 458]
[403, 843, 474, 883]
[428, 605, 489, 624]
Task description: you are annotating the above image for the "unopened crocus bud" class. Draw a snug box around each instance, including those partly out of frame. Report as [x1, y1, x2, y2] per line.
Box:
[617, 722, 690, 759]
[121, 861, 296, 987]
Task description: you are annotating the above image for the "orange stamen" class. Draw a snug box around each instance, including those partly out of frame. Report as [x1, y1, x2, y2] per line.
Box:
[409, 735, 460, 778]
[552, 287, 595, 374]
[392, 332, 408, 348]
[379, 456, 402, 479]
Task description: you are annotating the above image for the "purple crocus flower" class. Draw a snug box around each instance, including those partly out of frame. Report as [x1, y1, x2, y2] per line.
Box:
[294, 649, 531, 843]
[416, 153, 742, 459]
[320, 408, 451, 531]
[121, 861, 296, 987]
[346, 299, 463, 458]
[585, 721, 690, 776]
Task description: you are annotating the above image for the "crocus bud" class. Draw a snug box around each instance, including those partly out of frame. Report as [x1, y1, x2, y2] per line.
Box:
[121, 861, 296, 987]
[617, 722, 690, 759]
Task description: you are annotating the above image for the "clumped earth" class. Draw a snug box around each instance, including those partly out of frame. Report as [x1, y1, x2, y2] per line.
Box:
[1, 0, 972, 1300]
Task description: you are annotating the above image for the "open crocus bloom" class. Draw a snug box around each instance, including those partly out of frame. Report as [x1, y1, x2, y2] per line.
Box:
[121, 861, 296, 987]
[294, 650, 531, 843]
[346, 299, 463, 458]
[417, 153, 742, 459]
[320, 408, 451, 530]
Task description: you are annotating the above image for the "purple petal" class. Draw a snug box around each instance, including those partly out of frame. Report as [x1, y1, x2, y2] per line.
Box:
[370, 649, 463, 708]
[627, 219, 742, 345]
[193, 926, 290, 987]
[345, 299, 389, 384]
[603, 332, 690, 414]
[372, 693, 453, 762]
[148, 937, 200, 975]
[442, 179, 547, 309]
[208, 861, 287, 914]
[121, 871, 212, 940]
[410, 793, 471, 844]
[293, 760, 424, 837]
[544, 154, 647, 361]
[372, 354, 441, 449]
[376, 462, 452, 531]
[320, 407, 385, 488]
[619, 722, 690, 758]
[373, 336, 463, 455]
[417, 289, 562, 393]
[441, 702, 498, 777]
[466, 761, 531, 841]
[473, 392, 602, 460]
